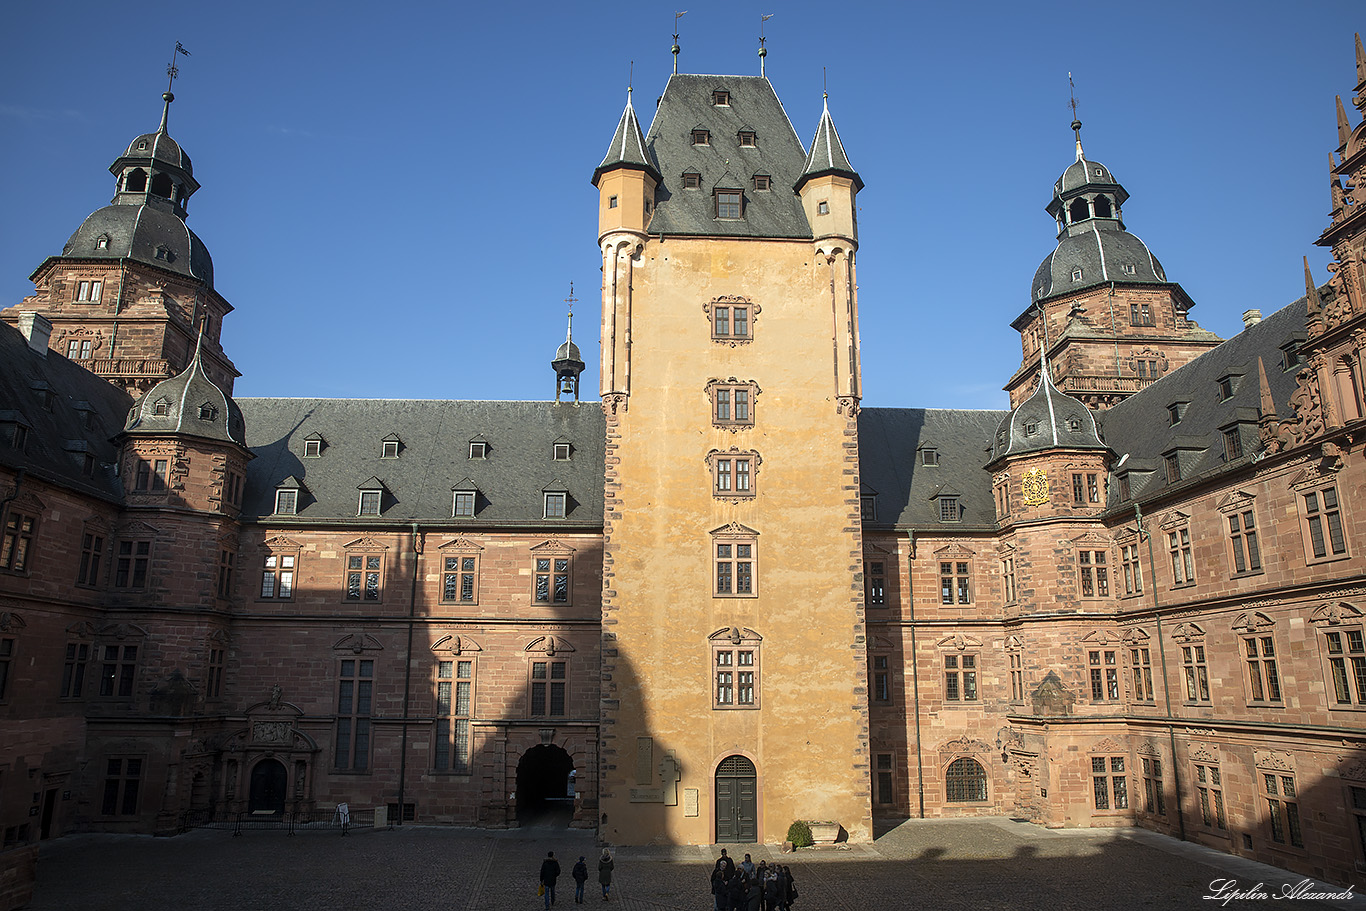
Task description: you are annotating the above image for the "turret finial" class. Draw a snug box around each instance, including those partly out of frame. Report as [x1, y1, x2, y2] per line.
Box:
[672, 11, 686, 75]
[565, 282, 577, 344]
[1305, 256, 1324, 327]
[1355, 32, 1365, 87]
[759, 13, 773, 77]
[1257, 356, 1277, 420]
[1337, 95, 1352, 147]
[1068, 72, 1084, 160]
[160, 42, 190, 134]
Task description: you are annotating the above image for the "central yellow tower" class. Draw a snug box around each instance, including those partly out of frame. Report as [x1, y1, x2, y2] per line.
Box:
[593, 74, 871, 845]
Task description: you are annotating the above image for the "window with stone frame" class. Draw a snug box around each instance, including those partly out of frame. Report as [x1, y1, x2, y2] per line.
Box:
[940, 560, 972, 605]
[74, 279, 104, 303]
[1297, 482, 1349, 563]
[944, 756, 988, 802]
[706, 297, 758, 343]
[1002, 553, 1017, 604]
[133, 458, 169, 493]
[260, 553, 296, 600]
[358, 488, 382, 516]
[543, 491, 568, 519]
[1078, 549, 1109, 598]
[100, 757, 143, 816]
[303, 435, 324, 458]
[1129, 302, 1155, 326]
[1007, 640, 1024, 702]
[943, 653, 978, 702]
[98, 643, 138, 697]
[1348, 783, 1366, 865]
[335, 658, 374, 770]
[1176, 624, 1211, 703]
[1, 511, 37, 573]
[708, 450, 759, 498]
[994, 477, 1010, 518]
[713, 526, 757, 597]
[434, 659, 474, 773]
[1241, 630, 1283, 704]
[875, 753, 895, 806]
[1120, 542, 1143, 596]
[1194, 760, 1227, 830]
[1321, 624, 1366, 707]
[1129, 643, 1155, 702]
[442, 553, 479, 605]
[1168, 526, 1195, 587]
[865, 557, 887, 607]
[206, 642, 225, 699]
[529, 659, 567, 717]
[1071, 472, 1100, 504]
[707, 379, 759, 428]
[1091, 754, 1128, 811]
[66, 338, 94, 360]
[113, 539, 151, 589]
[1222, 426, 1245, 462]
[1089, 649, 1119, 701]
[532, 551, 571, 605]
[872, 654, 892, 703]
[345, 552, 383, 602]
[1141, 755, 1167, 816]
[216, 548, 235, 599]
[1262, 771, 1304, 849]
[61, 641, 90, 698]
[0, 636, 13, 701]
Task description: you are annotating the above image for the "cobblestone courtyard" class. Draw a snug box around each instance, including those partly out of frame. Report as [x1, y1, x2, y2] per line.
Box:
[26, 818, 1364, 911]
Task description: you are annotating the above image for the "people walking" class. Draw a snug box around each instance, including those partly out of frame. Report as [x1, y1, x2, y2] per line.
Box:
[540, 851, 561, 909]
[598, 849, 614, 900]
[572, 856, 589, 904]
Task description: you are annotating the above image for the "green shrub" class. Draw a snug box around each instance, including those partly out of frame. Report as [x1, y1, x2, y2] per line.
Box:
[786, 820, 813, 848]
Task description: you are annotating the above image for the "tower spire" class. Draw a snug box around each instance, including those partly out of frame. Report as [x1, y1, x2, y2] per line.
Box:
[1356, 32, 1365, 90]
[672, 11, 686, 75]
[1305, 255, 1324, 328]
[1068, 72, 1084, 160]
[160, 42, 190, 134]
[1337, 95, 1352, 147]
[759, 13, 773, 77]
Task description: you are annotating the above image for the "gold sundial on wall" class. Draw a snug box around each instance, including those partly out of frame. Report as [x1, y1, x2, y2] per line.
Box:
[1021, 469, 1049, 507]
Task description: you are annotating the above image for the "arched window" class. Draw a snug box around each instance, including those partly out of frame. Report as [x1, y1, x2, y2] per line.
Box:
[150, 173, 174, 199]
[1092, 195, 1113, 218]
[1068, 197, 1090, 223]
[945, 757, 987, 802]
[124, 168, 147, 192]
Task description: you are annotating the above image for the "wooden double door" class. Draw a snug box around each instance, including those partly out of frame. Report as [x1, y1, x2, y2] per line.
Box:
[715, 755, 756, 842]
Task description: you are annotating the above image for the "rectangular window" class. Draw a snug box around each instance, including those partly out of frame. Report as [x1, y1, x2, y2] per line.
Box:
[712, 90, 729, 106]
[434, 659, 473, 773]
[682, 172, 702, 189]
[1072, 473, 1085, 504]
[207, 645, 224, 699]
[77, 532, 104, 585]
[553, 443, 571, 461]
[468, 441, 488, 459]
[335, 659, 374, 770]
[1244, 635, 1282, 703]
[273, 489, 297, 516]
[216, 549, 234, 599]
[1264, 773, 1304, 848]
[453, 490, 476, 517]
[1218, 376, 1235, 400]
[0, 637, 12, 700]
[712, 384, 754, 425]
[358, 490, 381, 516]
[873, 655, 891, 703]
[543, 492, 567, 518]
[943, 654, 978, 702]
[101, 758, 142, 816]
[1, 512, 36, 572]
[304, 438, 322, 458]
[61, 642, 89, 698]
[1002, 556, 1017, 604]
[1129, 302, 1154, 326]
[715, 190, 742, 219]
[1164, 454, 1181, 484]
[875, 753, 895, 806]
[260, 554, 295, 599]
[76, 280, 103, 302]
[715, 540, 754, 596]
[711, 304, 752, 340]
[1142, 757, 1166, 816]
[865, 560, 886, 607]
[1089, 649, 1119, 701]
[1129, 647, 1154, 702]
[1009, 651, 1024, 702]
[442, 555, 478, 604]
[939, 561, 971, 605]
[1078, 550, 1109, 598]
[738, 130, 756, 147]
[1223, 428, 1244, 461]
[692, 129, 710, 145]
[1169, 529, 1194, 586]
[534, 556, 571, 604]
[712, 456, 755, 497]
[1092, 756, 1128, 811]
[1302, 486, 1348, 561]
[1121, 543, 1143, 595]
[939, 497, 959, 522]
[752, 174, 770, 191]
[1195, 763, 1226, 829]
[1324, 629, 1366, 705]
[114, 540, 151, 589]
[1183, 645, 1211, 702]
[98, 644, 137, 697]
[1228, 510, 1262, 575]
[346, 554, 382, 601]
[530, 660, 567, 717]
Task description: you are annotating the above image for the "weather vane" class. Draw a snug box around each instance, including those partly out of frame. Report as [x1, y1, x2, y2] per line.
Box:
[565, 282, 577, 319]
[673, 10, 687, 74]
[759, 13, 773, 76]
[166, 41, 191, 94]
[1068, 71, 1083, 148]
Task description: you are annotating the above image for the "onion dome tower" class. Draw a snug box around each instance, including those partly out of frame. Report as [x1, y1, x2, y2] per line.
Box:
[552, 296, 585, 403]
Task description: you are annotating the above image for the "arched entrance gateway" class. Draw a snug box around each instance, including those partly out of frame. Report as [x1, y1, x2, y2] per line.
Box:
[516, 744, 575, 827]
[248, 758, 287, 815]
[715, 755, 757, 842]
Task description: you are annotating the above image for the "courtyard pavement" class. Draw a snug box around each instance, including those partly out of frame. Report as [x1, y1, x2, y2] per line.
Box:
[26, 817, 1365, 911]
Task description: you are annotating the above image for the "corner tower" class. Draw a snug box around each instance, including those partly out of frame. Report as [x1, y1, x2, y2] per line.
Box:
[1, 90, 238, 395]
[1005, 122, 1220, 410]
[594, 72, 871, 846]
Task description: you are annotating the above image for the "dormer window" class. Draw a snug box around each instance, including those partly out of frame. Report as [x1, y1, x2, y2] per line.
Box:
[137, 140, 148, 151]
[153, 399, 171, 416]
[1066, 417, 1082, 432]
[682, 171, 702, 189]
[738, 131, 756, 148]
[752, 174, 770, 191]
[381, 438, 400, 459]
[712, 90, 730, 106]
[452, 487, 477, 518]
[274, 488, 298, 516]
[1024, 421, 1040, 436]
[1281, 341, 1301, 370]
[1121, 263, 1137, 276]
[359, 489, 382, 516]
[692, 129, 711, 146]
[96, 235, 110, 250]
[939, 496, 961, 523]
[154, 245, 171, 262]
[1164, 453, 1181, 484]
[544, 492, 567, 519]
[921, 448, 939, 467]
[1218, 376, 1235, 401]
[469, 440, 488, 459]
[1071, 268, 1084, 282]
[553, 443, 571, 461]
[303, 436, 324, 458]
[198, 403, 217, 421]
[1167, 403, 1187, 425]
[715, 190, 742, 220]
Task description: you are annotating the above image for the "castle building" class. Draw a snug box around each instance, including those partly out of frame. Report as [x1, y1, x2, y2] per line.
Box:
[3, 33, 1366, 911]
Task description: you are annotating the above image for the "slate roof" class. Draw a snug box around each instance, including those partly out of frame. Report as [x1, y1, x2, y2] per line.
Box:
[60, 201, 215, 289]
[593, 90, 660, 186]
[1099, 296, 1309, 507]
[859, 408, 1009, 531]
[0, 321, 132, 503]
[989, 358, 1107, 462]
[1031, 222, 1168, 303]
[121, 339, 246, 447]
[642, 74, 813, 239]
[797, 98, 863, 192]
[237, 399, 606, 526]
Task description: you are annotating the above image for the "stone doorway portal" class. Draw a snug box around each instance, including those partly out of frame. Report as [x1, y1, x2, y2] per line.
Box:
[248, 758, 287, 815]
[516, 743, 574, 827]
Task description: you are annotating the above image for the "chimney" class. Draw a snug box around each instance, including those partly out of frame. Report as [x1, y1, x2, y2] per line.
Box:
[16, 312, 52, 356]
[1242, 309, 1263, 329]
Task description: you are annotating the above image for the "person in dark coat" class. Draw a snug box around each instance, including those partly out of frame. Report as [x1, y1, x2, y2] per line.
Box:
[598, 849, 614, 900]
[763, 869, 782, 911]
[572, 856, 589, 904]
[719, 848, 736, 879]
[746, 873, 763, 911]
[780, 866, 796, 910]
[540, 851, 561, 909]
[727, 871, 746, 911]
[711, 860, 729, 911]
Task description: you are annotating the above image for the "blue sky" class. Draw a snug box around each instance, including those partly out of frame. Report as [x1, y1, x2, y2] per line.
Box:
[0, 2, 1360, 409]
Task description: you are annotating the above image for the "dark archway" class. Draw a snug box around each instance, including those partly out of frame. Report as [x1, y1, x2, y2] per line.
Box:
[516, 743, 574, 827]
[248, 759, 287, 815]
[715, 754, 757, 843]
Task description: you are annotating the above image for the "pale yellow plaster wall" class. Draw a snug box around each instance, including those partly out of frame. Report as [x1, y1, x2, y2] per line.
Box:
[599, 233, 871, 845]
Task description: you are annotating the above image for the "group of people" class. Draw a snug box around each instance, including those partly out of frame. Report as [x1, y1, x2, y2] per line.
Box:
[538, 849, 614, 908]
[710, 850, 797, 911]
